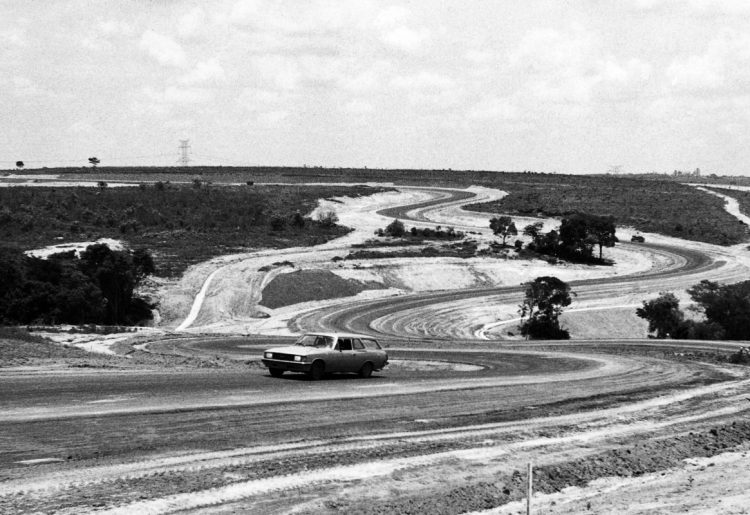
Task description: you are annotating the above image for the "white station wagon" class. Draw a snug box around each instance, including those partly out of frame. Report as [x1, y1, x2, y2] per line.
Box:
[262, 333, 388, 380]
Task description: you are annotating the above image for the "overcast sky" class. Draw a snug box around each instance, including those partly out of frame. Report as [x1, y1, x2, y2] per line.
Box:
[3, 0, 750, 174]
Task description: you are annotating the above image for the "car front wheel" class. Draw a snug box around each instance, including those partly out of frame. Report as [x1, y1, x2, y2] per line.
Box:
[358, 362, 373, 378]
[309, 361, 325, 380]
[269, 368, 284, 378]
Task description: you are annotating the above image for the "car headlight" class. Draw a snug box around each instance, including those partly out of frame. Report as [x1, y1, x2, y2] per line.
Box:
[264, 352, 273, 359]
[294, 355, 302, 362]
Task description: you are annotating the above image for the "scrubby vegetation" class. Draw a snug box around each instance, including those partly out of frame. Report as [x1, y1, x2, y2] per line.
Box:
[374, 219, 465, 240]
[344, 240, 480, 260]
[0, 184, 386, 276]
[637, 280, 750, 341]
[0, 244, 153, 325]
[468, 177, 747, 246]
[7, 166, 746, 246]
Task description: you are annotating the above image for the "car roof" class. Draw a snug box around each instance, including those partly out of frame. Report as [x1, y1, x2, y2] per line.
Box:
[302, 333, 377, 340]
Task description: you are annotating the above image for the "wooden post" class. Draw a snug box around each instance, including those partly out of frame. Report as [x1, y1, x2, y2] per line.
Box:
[527, 462, 533, 515]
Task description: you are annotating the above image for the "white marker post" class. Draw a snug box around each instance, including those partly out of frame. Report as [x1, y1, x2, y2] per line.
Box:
[527, 462, 533, 515]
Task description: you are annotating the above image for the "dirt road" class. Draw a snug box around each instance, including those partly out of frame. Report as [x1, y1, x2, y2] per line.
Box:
[2, 338, 749, 513]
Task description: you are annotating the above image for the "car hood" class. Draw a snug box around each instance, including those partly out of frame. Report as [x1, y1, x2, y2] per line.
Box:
[265, 345, 326, 357]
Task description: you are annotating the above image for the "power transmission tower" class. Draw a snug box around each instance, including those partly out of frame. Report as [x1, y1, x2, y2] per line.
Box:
[177, 140, 191, 166]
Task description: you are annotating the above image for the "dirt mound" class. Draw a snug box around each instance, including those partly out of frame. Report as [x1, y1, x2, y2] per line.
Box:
[259, 269, 385, 309]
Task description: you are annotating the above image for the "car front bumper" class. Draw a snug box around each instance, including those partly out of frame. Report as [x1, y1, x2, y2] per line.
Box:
[261, 359, 313, 373]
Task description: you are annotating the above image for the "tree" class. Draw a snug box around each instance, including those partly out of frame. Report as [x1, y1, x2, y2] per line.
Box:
[559, 213, 617, 261]
[88, 157, 100, 168]
[78, 243, 152, 325]
[269, 214, 286, 231]
[385, 219, 406, 237]
[587, 215, 617, 260]
[490, 216, 517, 246]
[688, 280, 750, 340]
[530, 229, 561, 257]
[132, 248, 155, 280]
[559, 215, 594, 259]
[636, 292, 684, 338]
[15, 161, 24, 170]
[316, 209, 338, 227]
[518, 276, 573, 339]
[291, 211, 306, 229]
[523, 222, 544, 239]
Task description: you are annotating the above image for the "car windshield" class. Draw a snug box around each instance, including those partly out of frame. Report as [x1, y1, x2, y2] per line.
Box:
[295, 335, 334, 348]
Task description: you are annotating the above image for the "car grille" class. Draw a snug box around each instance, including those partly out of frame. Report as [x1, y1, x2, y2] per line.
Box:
[269, 353, 295, 361]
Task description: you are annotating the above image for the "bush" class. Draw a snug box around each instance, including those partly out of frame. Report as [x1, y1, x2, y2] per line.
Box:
[291, 212, 306, 229]
[316, 209, 339, 227]
[728, 347, 750, 365]
[520, 317, 570, 339]
[385, 219, 406, 237]
[269, 214, 286, 231]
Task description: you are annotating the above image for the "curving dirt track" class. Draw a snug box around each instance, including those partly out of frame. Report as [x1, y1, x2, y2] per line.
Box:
[4, 185, 750, 513]
[2, 339, 749, 514]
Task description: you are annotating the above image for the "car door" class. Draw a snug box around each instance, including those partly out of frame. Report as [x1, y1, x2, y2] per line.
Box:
[361, 338, 385, 368]
[352, 338, 371, 369]
[336, 337, 359, 372]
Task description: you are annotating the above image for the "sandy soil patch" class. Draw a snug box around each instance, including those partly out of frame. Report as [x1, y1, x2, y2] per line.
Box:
[25, 238, 125, 258]
[35, 327, 162, 355]
[388, 359, 484, 372]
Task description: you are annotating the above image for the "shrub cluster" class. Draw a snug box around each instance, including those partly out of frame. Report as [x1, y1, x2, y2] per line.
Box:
[375, 219, 465, 240]
[523, 214, 617, 264]
[637, 280, 750, 341]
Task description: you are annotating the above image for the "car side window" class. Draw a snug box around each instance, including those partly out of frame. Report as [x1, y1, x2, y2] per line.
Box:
[352, 338, 364, 350]
[339, 338, 353, 351]
[362, 339, 381, 349]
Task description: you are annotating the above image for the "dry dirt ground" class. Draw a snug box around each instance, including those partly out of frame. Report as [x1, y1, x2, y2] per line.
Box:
[4, 182, 750, 513]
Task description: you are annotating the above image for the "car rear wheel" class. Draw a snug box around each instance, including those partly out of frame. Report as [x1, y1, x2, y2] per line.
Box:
[309, 361, 325, 380]
[358, 362, 373, 378]
[269, 368, 284, 378]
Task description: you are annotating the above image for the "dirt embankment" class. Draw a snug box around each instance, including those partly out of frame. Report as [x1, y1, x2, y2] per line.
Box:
[315, 421, 750, 515]
[259, 269, 386, 309]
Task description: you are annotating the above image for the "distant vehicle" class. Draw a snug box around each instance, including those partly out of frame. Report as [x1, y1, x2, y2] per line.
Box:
[631, 235, 645, 243]
[262, 333, 388, 380]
